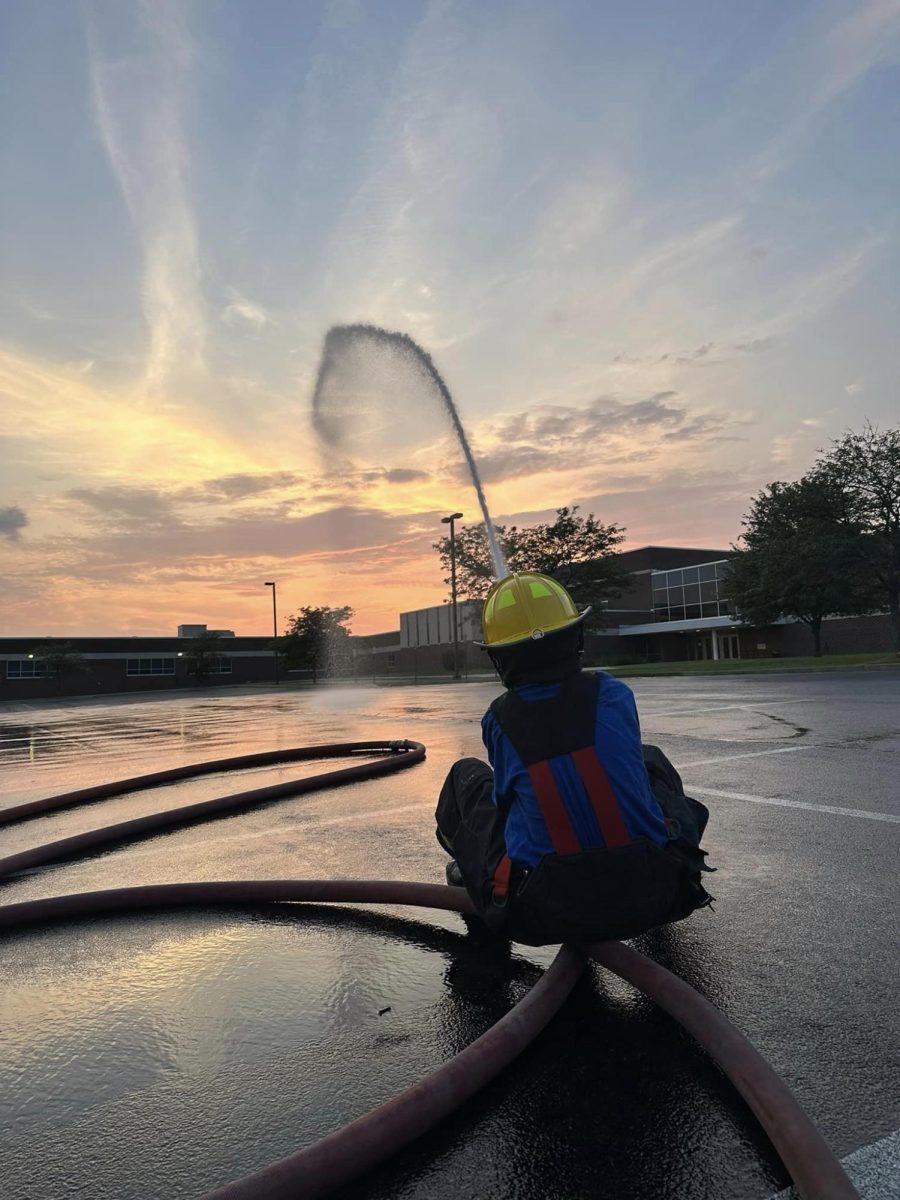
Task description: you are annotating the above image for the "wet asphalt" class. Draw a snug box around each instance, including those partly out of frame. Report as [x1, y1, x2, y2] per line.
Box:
[0, 671, 898, 1200]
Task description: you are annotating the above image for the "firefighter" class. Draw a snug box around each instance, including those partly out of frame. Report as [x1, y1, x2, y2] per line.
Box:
[435, 572, 713, 944]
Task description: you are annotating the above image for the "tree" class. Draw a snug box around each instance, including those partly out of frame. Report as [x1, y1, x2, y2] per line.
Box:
[184, 630, 225, 683]
[30, 640, 88, 693]
[281, 606, 354, 682]
[811, 423, 900, 653]
[433, 506, 627, 625]
[724, 477, 879, 656]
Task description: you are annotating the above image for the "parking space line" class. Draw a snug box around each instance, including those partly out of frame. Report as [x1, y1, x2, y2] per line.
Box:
[680, 746, 814, 767]
[690, 785, 900, 824]
[640, 699, 811, 718]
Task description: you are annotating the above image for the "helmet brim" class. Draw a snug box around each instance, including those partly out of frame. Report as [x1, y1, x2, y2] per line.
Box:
[476, 606, 591, 650]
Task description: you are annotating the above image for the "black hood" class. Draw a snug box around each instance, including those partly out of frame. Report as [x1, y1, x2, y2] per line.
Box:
[486, 622, 585, 688]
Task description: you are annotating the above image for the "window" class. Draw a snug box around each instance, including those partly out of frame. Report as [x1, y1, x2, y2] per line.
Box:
[126, 658, 176, 676]
[7, 660, 51, 679]
[652, 561, 731, 622]
[209, 656, 232, 674]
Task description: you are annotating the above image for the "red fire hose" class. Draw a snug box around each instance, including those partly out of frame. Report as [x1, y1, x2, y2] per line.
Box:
[0, 740, 425, 878]
[0, 747, 860, 1200]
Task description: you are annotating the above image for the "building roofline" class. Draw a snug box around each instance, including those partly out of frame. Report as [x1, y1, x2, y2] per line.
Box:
[619, 544, 732, 556]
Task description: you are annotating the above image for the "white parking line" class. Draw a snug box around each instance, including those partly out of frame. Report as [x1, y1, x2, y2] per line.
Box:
[690, 785, 900, 824]
[640, 699, 811, 718]
[680, 745, 814, 767]
[767, 1127, 900, 1199]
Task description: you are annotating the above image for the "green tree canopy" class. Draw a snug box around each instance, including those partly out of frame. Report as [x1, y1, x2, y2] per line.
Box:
[30, 640, 88, 692]
[811, 423, 900, 653]
[281, 605, 354, 682]
[183, 630, 226, 683]
[433, 506, 627, 624]
[724, 476, 879, 656]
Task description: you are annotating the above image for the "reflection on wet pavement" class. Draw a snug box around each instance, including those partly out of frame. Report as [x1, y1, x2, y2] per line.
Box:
[1, 676, 897, 1199]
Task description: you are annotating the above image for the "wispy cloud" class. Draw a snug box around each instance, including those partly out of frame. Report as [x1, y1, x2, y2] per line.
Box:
[66, 486, 179, 530]
[460, 392, 747, 485]
[87, 1, 207, 390]
[0, 506, 28, 541]
[222, 289, 273, 331]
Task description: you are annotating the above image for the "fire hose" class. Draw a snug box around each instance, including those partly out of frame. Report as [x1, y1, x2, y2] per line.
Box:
[0, 743, 859, 1200]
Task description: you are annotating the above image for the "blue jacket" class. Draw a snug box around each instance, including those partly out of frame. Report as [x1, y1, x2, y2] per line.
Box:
[481, 671, 668, 868]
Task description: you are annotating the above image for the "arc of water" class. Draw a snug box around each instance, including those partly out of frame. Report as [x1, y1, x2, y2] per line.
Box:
[312, 324, 508, 580]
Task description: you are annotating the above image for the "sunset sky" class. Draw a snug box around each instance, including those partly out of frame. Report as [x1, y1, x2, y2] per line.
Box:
[1, 0, 898, 636]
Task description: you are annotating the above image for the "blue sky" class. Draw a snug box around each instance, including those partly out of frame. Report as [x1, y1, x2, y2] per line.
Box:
[0, 0, 898, 634]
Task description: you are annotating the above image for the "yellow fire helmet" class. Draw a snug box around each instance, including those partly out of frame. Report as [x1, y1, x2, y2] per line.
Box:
[480, 572, 590, 648]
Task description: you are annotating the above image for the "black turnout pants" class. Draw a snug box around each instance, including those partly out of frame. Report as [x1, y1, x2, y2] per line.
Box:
[435, 745, 710, 933]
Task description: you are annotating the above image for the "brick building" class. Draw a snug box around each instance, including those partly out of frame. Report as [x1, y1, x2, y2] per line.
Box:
[0, 626, 279, 700]
[353, 546, 894, 676]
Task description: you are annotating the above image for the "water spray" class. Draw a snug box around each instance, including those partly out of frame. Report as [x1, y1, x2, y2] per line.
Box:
[311, 324, 508, 580]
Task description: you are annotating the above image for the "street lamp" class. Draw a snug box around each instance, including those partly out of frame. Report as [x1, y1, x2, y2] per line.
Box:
[441, 512, 464, 679]
[264, 581, 279, 685]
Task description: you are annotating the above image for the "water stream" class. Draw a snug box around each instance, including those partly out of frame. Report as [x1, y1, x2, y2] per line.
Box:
[310, 324, 508, 580]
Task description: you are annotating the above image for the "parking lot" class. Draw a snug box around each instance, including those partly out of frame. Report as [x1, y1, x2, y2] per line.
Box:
[1, 671, 897, 1199]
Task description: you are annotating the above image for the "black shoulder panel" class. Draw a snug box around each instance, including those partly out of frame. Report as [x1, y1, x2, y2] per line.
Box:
[489, 672, 600, 765]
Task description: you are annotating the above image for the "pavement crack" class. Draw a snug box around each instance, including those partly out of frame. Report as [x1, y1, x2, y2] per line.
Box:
[751, 710, 812, 739]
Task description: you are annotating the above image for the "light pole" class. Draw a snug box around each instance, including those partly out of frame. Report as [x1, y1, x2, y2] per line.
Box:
[264, 581, 279, 685]
[441, 512, 464, 679]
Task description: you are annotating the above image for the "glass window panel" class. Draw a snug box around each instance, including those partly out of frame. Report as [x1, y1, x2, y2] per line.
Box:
[683, 567, 700, 584]
[700, 601, 719, 618]
[700, 581, 718, 603]
[698, 564, 717, 582]
[654, 601, 669, 621]
[683, 583, 700, 604]
[666, 569, 683, 586]
[668, 605, 685, 622]
[667, 585, 685, 607]
[685, 603, 702, 620]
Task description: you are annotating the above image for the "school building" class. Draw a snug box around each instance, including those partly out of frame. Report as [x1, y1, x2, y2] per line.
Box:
[2, 550, 893, 697]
